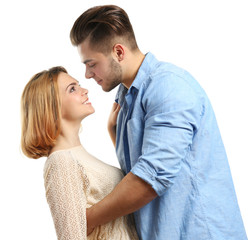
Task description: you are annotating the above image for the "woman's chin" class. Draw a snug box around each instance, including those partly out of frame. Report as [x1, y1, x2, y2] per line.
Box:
[81, 109, 95, 120]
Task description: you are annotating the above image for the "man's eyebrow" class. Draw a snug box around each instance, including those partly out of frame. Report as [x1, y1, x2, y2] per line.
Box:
[65, 81, 79, 91]
[83, 59, 93, 64]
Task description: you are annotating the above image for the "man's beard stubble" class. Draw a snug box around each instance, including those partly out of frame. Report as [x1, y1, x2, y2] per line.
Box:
[103, 58, 122, 92]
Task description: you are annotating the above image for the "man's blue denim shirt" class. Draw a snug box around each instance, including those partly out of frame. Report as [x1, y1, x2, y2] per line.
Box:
[115, 53, 247, 240]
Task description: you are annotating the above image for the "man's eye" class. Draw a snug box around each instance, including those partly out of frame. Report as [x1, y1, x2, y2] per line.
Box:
[89, 63, 95, 68]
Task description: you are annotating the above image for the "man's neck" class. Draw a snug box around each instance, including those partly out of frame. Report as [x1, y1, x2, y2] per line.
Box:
[122, 50, 145, 89]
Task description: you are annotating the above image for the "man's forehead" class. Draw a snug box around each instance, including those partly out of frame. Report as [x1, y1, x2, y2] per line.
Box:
[77, 42, 95, 62]
[77, 44, 107, 64]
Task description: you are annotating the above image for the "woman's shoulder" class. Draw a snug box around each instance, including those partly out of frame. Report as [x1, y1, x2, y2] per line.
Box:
[44, 145, 83, 171]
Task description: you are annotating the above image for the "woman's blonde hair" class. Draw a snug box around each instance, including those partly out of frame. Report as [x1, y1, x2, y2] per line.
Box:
[21, 66, 67, 159]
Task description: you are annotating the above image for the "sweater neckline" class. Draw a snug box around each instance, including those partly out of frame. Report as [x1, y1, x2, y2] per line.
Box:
[48, 145, 83, 158]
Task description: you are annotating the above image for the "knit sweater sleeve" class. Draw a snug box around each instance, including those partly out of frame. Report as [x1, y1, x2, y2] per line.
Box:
[44, 151, 89, 240]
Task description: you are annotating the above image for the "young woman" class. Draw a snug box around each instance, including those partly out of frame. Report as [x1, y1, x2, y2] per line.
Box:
[21, 66, 138, 240]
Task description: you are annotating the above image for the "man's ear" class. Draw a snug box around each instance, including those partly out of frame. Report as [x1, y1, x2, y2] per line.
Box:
[112, 44, 125, 62]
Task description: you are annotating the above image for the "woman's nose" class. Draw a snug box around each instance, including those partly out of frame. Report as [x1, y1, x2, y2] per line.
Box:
[81, 87, 88, 95]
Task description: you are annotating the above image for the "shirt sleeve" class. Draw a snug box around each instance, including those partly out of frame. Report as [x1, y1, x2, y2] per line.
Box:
[44, 151, 88, 240]
[131, 72, 203, 196]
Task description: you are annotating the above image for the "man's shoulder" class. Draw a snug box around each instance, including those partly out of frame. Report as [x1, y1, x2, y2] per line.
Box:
[141, 56, 205, 104]
[145, 56, 200, 91]
[150, 61, 190, 82]
[144, 52, 185, 72]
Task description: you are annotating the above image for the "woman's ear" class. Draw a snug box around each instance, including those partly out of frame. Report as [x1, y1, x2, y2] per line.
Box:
[112, 44, 125, 62]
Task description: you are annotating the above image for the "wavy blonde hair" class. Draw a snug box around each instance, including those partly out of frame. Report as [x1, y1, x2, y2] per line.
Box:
[21, 66, 67, 159]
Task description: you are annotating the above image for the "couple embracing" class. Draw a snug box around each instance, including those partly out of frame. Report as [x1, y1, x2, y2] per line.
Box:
[21, 5, 247, 240]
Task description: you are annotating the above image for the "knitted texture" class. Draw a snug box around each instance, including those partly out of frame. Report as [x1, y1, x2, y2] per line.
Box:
[44, 145, 138, 240]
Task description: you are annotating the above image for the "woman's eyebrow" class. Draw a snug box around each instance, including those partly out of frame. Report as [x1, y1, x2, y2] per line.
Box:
[65, 81, 79, 91]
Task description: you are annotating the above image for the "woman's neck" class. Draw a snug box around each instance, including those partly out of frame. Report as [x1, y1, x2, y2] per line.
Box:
[50, 120, 82, 154]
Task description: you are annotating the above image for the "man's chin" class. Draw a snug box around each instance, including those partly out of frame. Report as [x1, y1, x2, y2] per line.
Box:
[102, 87, 112, 92]
[102, 84, 118, 92]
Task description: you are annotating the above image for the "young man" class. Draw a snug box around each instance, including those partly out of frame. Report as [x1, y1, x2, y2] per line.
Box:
[70, 5, 247, 240]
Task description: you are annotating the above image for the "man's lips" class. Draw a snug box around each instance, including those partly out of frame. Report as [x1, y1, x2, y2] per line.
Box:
[96, 79, 103, 85]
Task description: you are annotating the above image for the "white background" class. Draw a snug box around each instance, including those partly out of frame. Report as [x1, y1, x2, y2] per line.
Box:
[0, 0, 247, 239]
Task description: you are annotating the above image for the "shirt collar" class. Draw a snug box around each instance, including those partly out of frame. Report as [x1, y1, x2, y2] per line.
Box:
[115, 52, 158, 102]
[130, 52, 158, 91]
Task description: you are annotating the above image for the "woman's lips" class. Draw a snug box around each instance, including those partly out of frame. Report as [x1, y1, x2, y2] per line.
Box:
[82, 98, 91, 105]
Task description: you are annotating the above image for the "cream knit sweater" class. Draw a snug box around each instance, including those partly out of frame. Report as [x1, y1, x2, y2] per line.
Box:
[44, 145, 138, 240]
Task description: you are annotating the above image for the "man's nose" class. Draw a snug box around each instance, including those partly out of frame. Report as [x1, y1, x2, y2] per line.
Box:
[85, 67, 94, 79]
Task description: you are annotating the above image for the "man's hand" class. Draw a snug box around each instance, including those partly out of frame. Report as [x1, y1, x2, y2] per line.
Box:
[107, 102, 121, 146]
[85, 172, 158, 232]
[86, 208, 94, 236]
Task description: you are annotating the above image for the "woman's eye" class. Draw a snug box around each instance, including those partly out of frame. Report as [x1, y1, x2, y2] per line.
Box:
[70, 86, 76, 93]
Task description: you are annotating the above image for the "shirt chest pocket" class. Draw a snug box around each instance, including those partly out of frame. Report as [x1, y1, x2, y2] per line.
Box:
[126, 117, 144, 167]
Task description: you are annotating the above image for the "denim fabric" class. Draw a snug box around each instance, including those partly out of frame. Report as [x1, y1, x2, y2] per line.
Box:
[115, 53, 247, 240]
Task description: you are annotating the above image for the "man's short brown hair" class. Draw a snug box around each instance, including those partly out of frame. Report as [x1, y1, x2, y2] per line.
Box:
[70, 5, 138, 54]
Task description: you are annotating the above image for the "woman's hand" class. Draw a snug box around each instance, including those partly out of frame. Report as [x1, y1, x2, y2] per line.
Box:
[107, 102, 121, 147]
